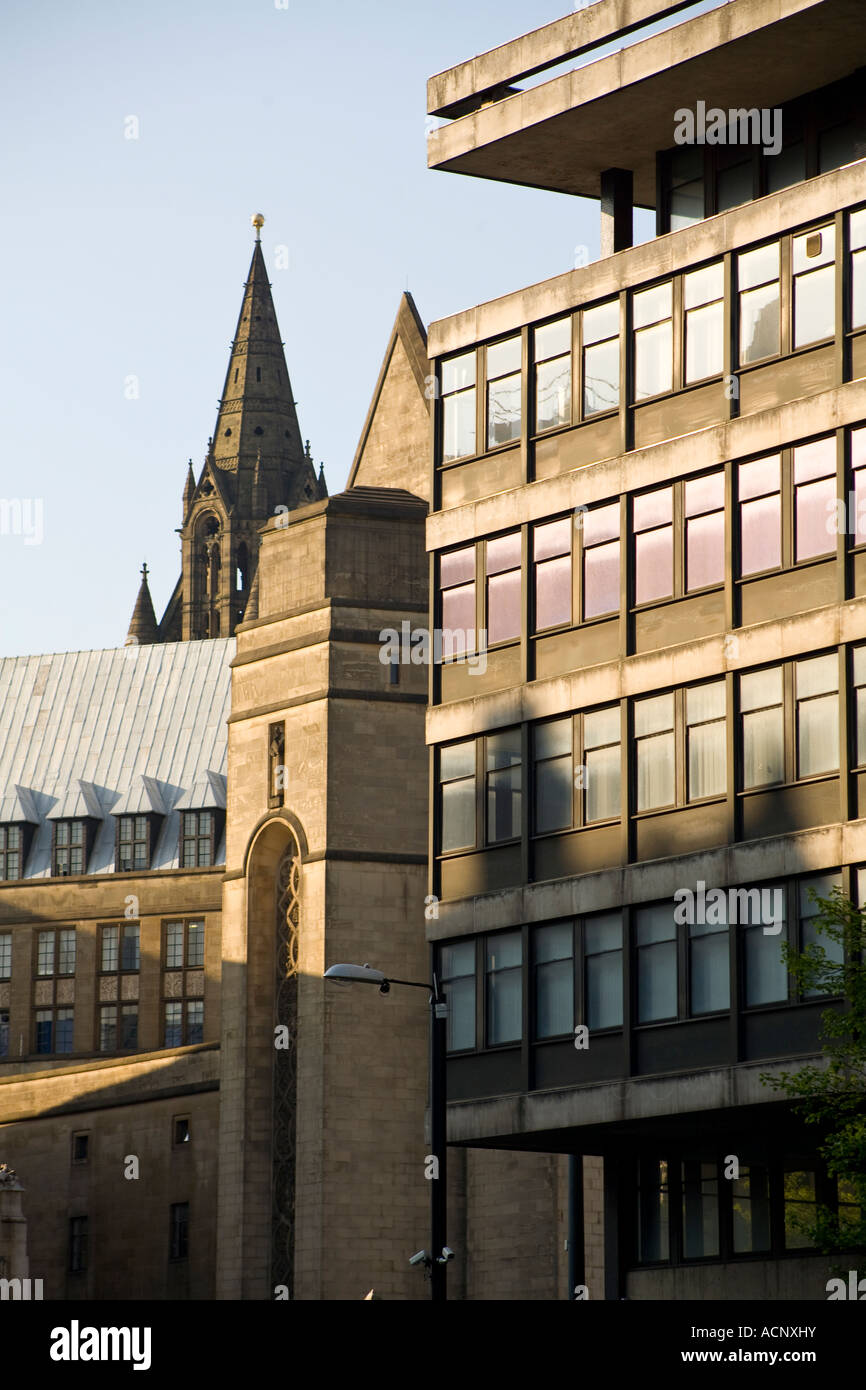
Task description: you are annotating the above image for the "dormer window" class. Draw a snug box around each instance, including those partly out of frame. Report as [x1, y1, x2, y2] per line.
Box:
[0, 824, 29, 880]
[116, 815, 153, 872]
[180, 811, 221, 867]
[52, 820, 89, 877]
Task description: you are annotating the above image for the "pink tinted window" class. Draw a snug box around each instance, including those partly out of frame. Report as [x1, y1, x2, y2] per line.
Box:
[534, 518, 571, 561]
[441, 546, 475, 588]
[687, 512, 725, 590]
[488, 569, 521, 643]
[442, 585, 475, 654]
[794, 439, 835, 562]
[741, 496, 782, 574]
[633, 487, 673, 532]
[486, 532, 521, 576]
[584, 541, 620, 618]
[535, 555, 571, 630]
[581, 503, 619, 547]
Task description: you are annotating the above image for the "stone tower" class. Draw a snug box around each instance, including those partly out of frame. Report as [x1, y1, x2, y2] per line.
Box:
[133, 217, 323, 643]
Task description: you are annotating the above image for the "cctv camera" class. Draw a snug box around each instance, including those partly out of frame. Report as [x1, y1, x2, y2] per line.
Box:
[437, 1247, 455, 1264]
[409, 1250, 430, 1267]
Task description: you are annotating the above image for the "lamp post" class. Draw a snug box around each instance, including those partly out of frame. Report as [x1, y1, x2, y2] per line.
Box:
[323, 962, 449, 1301]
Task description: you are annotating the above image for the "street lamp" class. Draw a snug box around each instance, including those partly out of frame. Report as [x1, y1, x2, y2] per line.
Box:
[323, 961, 449, 1301]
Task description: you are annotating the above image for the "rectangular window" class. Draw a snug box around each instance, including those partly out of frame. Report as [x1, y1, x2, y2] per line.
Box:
[741, 666, 784, 788]
[53, 819, 85, 877]
[100, 997, 137, 1052]
[169, 1202, 189, 1261]
[850, 208, 866, 331]
[667, 146, 703, 230]
[633, 282, 673, 400]
[101, 925, 118, 973]
[739, 454, 781, 575]
[582, 503, 620, 619]
[533, 706, 621, 833]
[635, 694, 675, 811]
[120, 1004, 138, 1050]
[637, 1158, 670, 1263]
[743, 885, 788, 1006]
[99, 1005, 117, 1053]
[35, 1009, 53, 1054]
[187, 921, 204, 968]
[582, 299, 620, 416]
[164, 1001, 183, 1049]
[71, 1132, 89, 1165]
[685, 472, 725, 591]
[441, 940, 476, 1052]
[534, 319, 571, 432]
[486, 336, 521, 449]
[689, 909, 730, 1015]
[686, 682, 726, 801]
[739, 242, 780, 364]
[681, 1160, 719, 1258]
[784, 1169, 816, 1249]
[716, 158, 753, 213]
[0, 825, 23, 880]
[117, 815, 150, 872]
[165, 922, 184, 969]
[56, 1008, 74, 1054]
[584, 705, 621, 823]
[792, 225, 835, 349]
[439, 741, 476, 853]
[186, 1000, 204, 1045]
[485, 730, 521, 844]
[732, 1164, 772, 1253]
[485, 931, 522, 1045]
[794, 437, 836, 562]
[533, 718, 572, 835]
[851, 425, 866, 546]
[181, 811, 214, 868]
[534, 922, 573, 1039]
[533, 518, 571, 631]
[442, 351, 476, 462]
[58, 929, 76, 976]
[854, 645, 866, 766]
[684, 262, 724, 383]
[636, 904, 677, 1023]
[69, 1216, 88, 1273]
[440, 545, 476, 657]
[121, 923, 140, 972]
[174, 1116, 190, 1146]
[485, 531, 521, 645]
[796, 654, 839, 777]
[585, 912, 623, 1031]
[798, 873, 844, 996]
[0, 933, 10, 980]
[633, 486, 673, 605]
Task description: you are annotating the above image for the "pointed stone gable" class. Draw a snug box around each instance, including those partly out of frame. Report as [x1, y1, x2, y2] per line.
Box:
[347, 293, 431, 501]
[126, 565, 159, 646]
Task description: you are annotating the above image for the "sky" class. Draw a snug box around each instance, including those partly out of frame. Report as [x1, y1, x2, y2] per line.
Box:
[0, 0, 723, 656]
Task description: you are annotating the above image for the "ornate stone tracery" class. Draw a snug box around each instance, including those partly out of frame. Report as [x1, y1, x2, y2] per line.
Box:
[271, 836, 300, 1294]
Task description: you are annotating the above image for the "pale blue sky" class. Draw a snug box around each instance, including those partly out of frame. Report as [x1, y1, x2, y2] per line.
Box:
[0, 0, 722, 655]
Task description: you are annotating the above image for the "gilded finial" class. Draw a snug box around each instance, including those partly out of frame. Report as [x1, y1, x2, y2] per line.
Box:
[251, 212, 265, 242]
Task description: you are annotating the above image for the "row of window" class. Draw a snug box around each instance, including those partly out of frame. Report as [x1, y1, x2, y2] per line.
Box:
[438, 871, 844, 1053]
[438, 427, 864, 649]
[68, 1203, 189, 1273]
[633, 1156, 858, 1267]
[0, 810, 221, 883]
[438, 208, 866, 465]
[69, 1117, 190, 1167]
[0, 920, 205, 978]
[438, 650, 856, 853]
[9, 1000, 206, 1057]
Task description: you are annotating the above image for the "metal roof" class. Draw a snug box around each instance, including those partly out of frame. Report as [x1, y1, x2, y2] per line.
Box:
[0, 639, 234, 877]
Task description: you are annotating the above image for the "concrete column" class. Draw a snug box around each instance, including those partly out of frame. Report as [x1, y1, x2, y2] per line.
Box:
[600, 169, 634, 256]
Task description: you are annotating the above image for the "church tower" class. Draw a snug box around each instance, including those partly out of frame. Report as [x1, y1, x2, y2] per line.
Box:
[135, 215, 323, 643]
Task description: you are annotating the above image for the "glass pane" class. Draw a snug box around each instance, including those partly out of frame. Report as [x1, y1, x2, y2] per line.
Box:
[744, 927, 788, 1005]
[535, 555, 571, 630]
[740, 495, 781, 574]
[691, 932, 730, 1013]
[794, 264, 835, 347]
[583, 338, 619, 416]
[187, 923, 204, 967]
[534, 517, 570, 562]
[634, 322, 673, 399]
[584, 705, 620, 749]
[487, 372, 521, 447]
[487, 569, 521, 644]
[740, 666, 783, 712]
[792, 224, 835, 274]
[688, 721, 726, 800]
[487, 932, 522, 972]
[445, 975, 475, 1051]
[682, 1160, 720, 1257]
[486, 531, 521, 575]
[637, 1159, 669, 1262]
[441, 584, 475, 648]
[767, 142, 804, 193]
[535, 922, 573, 964]
[582, 503, 619, 546]
[583, 299, 619, 344]
[633, 283, 672, 330]
[536, 356, 571, 431]
[851, 209, 866, 252]
[586, 949, 622, 1030]
[635, 527, 673, 603]
[487, 729, 521, 769]
[798, 694, 839, 776]
[685, 301, 724, 382]
[585, 743, 621, 821]
[637, 732, 675, 810]
[670, 179, 703, 230]
[534, 718, 571, 761]
[795, 476, 836, 560]
[535, 756, 572, 833]
[739, 454, 780, 501]
[443, 389, 476, 461]
[535, 318, 571, 361]
[487, 336, 521, 379]
[733, 1165, 772, 1253]
[743, 707, 785, 787]
[441, 351, 475, 394]
[487, 772, 521, 841]
[487, 968, 521, 1044]
[583, 540, 619, 618]
[686, 512, 725, 590]
[637, 939, 677, 1021]
[794, 436, 835, 483]
[636, 904, 676, 946]
[797, 653, 838, 698]
[586, 913, 622, 955]
[633, 487, 673, 532]
[634, 693, 673, 737]
[687, 681, 726, 725]
[685, 471, 724, 517]
[739, 242, 779, 291]
[684, 262, 724, 310]
[442, 940, 474, 980]
[440, 545, 475, 588]
[717, 160, 752, 212]
[536, 958, 573, 1037]
[441, 740, 475, 782]
[441, 780, 475, 851]
[740, 282, 780, 363]
[853, 249, 866, 330]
